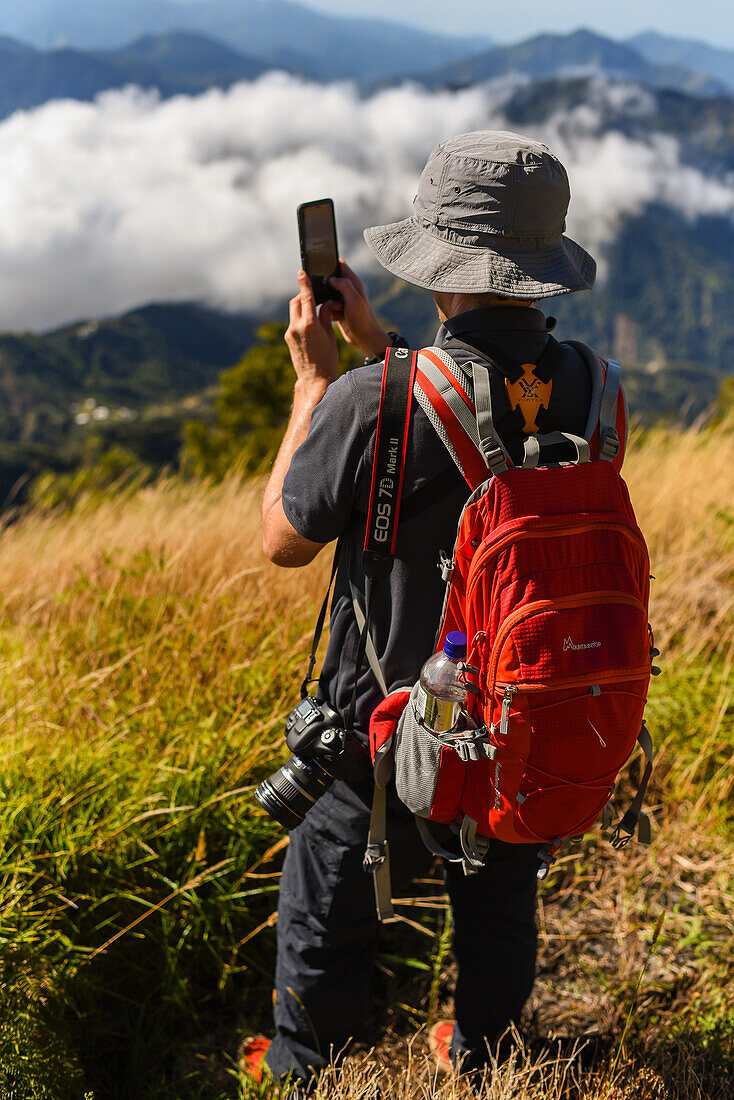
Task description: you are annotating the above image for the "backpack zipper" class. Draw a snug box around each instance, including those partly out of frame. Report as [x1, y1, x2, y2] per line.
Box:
[495, 669, 651, 694]
[486, 591, 648, 699]
[466, 518, 647, 606]
[499, 686, 517, 737]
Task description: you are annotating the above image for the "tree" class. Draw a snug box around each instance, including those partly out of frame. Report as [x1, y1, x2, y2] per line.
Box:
[182, 322, 362, 479]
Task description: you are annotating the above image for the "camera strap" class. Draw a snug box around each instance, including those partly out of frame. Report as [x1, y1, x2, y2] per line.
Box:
[357, 346, 417, 923]
[363, 346, 417, 578]
[300, 348, 416, 714]
[345, 346, 417, 738]
[298, 347, 416, 923]
[300, 537, 342, 700]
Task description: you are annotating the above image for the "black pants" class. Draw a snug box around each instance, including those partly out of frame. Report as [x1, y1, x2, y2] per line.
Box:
[264, 775, 540, 1082]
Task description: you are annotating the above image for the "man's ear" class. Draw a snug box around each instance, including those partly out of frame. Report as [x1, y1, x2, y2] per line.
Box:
[432, 291, 451, 321]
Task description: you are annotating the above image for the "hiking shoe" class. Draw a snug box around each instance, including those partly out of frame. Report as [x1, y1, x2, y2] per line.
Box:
[239, 1035, 271, 1083]
[428, 1018, 455, 1073]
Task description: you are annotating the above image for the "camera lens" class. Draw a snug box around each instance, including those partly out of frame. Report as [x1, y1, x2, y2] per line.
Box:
[254, 755, 335, 830]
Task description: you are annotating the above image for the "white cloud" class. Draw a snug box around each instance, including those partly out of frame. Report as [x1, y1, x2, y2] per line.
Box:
[0, 73, 731, 332]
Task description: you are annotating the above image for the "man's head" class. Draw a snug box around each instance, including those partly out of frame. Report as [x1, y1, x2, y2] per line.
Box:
[364, 130, 595, 302]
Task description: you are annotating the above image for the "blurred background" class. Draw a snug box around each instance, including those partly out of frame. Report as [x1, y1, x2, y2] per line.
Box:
[0, 0, 733, 504]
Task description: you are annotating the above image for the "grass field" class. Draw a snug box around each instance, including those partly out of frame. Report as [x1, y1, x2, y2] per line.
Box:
[0, 422, 731, 1099]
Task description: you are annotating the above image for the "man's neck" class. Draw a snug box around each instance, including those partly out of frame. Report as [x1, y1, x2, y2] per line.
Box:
[432, 291, 536, 323]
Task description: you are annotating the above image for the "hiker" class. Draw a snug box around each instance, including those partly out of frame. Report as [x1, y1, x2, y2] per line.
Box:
[254, 130, 609, 1085]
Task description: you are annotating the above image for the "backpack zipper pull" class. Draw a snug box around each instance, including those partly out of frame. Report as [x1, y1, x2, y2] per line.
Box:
[500, 686, 516, 737]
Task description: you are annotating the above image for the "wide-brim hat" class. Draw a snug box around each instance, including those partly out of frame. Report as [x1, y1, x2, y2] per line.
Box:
[364, 130, 596, 299]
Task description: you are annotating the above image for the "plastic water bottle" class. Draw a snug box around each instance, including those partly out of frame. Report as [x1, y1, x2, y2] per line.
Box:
[415, 631, 467, 733]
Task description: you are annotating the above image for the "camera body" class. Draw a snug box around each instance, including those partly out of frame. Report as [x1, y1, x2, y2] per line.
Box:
[254, 698, 353, 830]
[285, 697, 347, 760]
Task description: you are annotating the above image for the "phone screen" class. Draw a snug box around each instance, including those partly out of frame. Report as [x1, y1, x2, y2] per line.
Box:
[298, 199, 340, 304]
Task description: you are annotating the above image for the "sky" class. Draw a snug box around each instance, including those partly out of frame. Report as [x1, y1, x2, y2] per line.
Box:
[278, 0, 734, 49]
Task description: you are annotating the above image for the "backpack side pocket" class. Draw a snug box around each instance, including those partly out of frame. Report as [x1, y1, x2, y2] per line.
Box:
[394, 684, 466, 822]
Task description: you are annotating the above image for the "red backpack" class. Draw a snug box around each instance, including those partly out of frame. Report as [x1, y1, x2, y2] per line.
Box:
[364, 341, 656, 919]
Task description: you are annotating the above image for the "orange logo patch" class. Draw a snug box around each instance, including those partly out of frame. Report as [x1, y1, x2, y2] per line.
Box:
[505, 365, 552, 434]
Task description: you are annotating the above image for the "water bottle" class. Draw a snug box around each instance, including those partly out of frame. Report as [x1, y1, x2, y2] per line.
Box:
[414, 631, 467, 733]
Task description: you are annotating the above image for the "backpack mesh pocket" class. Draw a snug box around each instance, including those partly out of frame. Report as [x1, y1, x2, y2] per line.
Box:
[393, 684, 467, 822]
[393, 685, 445, 817]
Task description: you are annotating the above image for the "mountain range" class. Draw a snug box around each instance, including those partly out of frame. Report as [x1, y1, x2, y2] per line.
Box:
[630, 31, 734, 91]
[0, 32, 268, 117]
[0, 23, 733, 123]
[0, 0, 486, 81]
[3, 0, 733, 98]
[0, 302, 257, 503]
[418, 28, 730, 96]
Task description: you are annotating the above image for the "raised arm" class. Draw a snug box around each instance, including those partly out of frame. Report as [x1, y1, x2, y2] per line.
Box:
[261, 271, 336, 566]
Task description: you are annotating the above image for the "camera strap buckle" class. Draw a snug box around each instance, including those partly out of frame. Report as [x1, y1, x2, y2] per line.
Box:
[363, 842, 387, 872]
[363, 782, 396, 922]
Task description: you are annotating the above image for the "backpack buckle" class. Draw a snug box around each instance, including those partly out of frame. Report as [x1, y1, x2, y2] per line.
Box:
[481, 440, 508, 475]
[600, 428, 620, 459]
[438, 551, 454, 582]
[446, 726, 495, 762]
[536, 838, 561, 880]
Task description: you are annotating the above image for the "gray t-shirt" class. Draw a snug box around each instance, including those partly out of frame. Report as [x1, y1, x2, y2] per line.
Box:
[282, 305, 592, 740]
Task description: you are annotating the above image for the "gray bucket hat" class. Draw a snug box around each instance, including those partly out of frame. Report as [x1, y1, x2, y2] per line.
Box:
[364, 130, 596, 299]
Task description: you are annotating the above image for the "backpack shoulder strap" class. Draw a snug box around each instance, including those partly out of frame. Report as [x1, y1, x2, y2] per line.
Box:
[472, 359, 511, 476]
[414, 346, 502, 490]
[599, 357, 622, 462]
[565, 340, 627, 465]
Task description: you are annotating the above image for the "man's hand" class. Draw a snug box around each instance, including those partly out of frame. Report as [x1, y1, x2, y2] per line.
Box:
[329, 260, 390, 360]
[285, 270, 339, 393]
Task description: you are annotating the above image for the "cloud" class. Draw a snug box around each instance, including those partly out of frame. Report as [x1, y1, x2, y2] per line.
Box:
[0, 73, 731, 332]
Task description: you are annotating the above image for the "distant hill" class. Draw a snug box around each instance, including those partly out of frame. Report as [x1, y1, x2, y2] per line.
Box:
[0, 32, 267, 118]
[106, 31, 267, 87]
[0, 0, 488, 82]
[419, 28, 726, 95]
[493, 74, 734, 173]
[0, 302, 257, 503]
[630, 31, 734, 93]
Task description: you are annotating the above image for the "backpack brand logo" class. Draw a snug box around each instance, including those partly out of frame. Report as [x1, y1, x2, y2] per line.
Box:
[563, 636, 602, 651]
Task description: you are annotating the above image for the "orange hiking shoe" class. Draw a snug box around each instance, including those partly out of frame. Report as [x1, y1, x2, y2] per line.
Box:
[428, 1019, 455, 1073]
[239, 1035, 271, 1083]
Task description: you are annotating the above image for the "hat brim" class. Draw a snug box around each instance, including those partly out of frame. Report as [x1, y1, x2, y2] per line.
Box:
[364, 216, 596, 299]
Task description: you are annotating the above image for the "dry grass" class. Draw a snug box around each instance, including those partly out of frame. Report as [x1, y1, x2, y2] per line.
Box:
[1, 420, 730, 653]
[623, 422, 734, 658]
[0, 423, 730, 1098]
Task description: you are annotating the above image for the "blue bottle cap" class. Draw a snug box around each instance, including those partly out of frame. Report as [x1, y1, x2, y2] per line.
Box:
[444, 631, 467, 659]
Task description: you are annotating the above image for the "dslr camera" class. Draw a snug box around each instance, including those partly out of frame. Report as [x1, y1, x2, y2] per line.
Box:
[254, 698, 350, 829]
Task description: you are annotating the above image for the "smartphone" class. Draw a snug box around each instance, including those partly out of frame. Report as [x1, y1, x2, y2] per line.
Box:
[297, 198, 341, 305]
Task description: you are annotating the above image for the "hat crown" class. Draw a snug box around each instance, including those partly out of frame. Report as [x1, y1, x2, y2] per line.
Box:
[415, 130, 570, 241]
